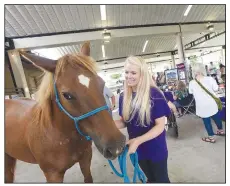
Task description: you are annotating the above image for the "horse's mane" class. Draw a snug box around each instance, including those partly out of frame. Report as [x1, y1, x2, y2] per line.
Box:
[32, 54, 98, 128]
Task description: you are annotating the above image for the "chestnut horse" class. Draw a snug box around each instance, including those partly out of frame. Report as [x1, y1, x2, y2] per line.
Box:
[5, 47, 126, 183]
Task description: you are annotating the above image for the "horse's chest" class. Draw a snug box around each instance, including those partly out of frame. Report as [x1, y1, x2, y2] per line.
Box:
[43, 147, 82, 170]
[35, 134, 91, 171]
[56, 139, 83, 160]
[47, 141, 88, 168]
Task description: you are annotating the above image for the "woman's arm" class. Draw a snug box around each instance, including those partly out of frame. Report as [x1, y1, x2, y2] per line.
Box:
[114, 117, 126, 129]
[173, 91, 178, 100]
[167, 101, 177, 114]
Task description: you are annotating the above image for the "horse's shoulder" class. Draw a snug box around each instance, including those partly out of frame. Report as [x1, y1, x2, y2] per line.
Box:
[19, 97, 33, 101]
[5, 98, 37, 108]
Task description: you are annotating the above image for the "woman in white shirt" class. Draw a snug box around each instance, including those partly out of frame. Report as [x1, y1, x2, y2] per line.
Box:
[189, 63, 225, 143]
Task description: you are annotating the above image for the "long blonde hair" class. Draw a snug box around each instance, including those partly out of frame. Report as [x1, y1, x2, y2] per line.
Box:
[122, 56, 155, 127]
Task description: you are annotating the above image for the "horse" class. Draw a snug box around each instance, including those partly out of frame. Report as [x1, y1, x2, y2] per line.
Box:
[5, 47, 126, 183]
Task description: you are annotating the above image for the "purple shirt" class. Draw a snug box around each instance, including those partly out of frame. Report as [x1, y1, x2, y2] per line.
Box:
[119, 87, 171, 162]
[163, 91, 174, 103]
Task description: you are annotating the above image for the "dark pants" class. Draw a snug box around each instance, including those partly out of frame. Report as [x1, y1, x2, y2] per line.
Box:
[202, 112, 223, 136]
[173, 101, 181, 108]
[139, 158, 170, 183]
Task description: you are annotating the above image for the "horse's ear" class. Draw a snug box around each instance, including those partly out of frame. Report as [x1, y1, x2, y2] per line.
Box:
[81, 41, 90, 56]
[19, 51, 57, 73]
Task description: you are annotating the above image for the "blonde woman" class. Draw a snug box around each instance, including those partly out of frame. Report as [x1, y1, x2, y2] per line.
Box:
[114, 56, 171, 183]
[189, 63, 225, 143]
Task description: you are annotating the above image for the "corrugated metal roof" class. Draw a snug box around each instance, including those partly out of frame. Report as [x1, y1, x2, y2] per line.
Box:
[5, 5, 225, 37]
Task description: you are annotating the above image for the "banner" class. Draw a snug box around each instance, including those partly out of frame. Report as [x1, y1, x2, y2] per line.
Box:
[165, 69, 178, 86]
[176, 63, 185, 69]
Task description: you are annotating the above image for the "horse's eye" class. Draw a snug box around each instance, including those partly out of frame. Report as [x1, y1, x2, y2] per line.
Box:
[62, 92, 75, 100]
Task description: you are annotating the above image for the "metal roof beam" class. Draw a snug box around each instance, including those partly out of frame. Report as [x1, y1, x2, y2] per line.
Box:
[12, 22, 225, 50]
[184, 31, 225, 50]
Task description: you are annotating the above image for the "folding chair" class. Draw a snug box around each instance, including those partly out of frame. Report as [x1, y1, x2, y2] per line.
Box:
[177, 94, 196, 117]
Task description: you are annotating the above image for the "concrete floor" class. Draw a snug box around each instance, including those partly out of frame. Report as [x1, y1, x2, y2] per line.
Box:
[13, 112, 225, 183]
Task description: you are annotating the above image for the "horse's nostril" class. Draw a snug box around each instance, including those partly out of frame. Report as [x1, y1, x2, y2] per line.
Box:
[104, 148, 113, 159]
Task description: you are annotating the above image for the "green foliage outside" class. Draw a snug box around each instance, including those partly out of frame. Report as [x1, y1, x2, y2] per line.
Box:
[110, 74, 121, 79]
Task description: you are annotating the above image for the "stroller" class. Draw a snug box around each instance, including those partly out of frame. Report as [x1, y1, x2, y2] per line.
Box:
[165, 110, 179, 138]
[163, 91, 179, 138]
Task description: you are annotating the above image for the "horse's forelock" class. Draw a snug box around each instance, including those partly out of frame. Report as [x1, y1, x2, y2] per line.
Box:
[36, 54, 97, 102]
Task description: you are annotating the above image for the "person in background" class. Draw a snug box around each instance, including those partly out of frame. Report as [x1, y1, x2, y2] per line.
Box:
[117, 88, 121, 95]
[216, 69, 224, 85]
[156, 72, 161, 87]
[103, 86, 116, 115]
[209, 62, 218, 84]
[154, 79, 178, 117]
[173, 80, 189, 117]
[219, 63, 225, 84]
[189, 63, 225, 143]
[159, 72, 166, 87]
[114, 56, 171, 183]
[189, 65, 193, 80]
[205, 65, 210, 76]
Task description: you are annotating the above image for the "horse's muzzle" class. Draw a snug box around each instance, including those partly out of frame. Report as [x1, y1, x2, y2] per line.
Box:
[103, 135, 126, 160]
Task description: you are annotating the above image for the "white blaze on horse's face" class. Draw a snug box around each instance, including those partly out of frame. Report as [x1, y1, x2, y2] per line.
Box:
[78, 74, 90, 88]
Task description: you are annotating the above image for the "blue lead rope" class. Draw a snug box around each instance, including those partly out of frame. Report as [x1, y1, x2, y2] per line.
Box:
[108, 146, 146, 183]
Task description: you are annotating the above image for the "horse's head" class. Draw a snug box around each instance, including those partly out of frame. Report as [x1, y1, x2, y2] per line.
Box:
[19, 49, 126, 160]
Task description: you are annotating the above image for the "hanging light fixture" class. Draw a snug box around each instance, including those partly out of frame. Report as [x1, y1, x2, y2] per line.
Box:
[207, 23, 214, 31]
[102, 29, 111, 42]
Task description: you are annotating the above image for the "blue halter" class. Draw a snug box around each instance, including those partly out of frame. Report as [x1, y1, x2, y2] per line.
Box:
[53, 78, 109, 140]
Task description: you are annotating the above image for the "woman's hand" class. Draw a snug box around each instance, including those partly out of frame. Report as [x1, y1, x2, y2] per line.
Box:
[126, 137, 141, 155]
